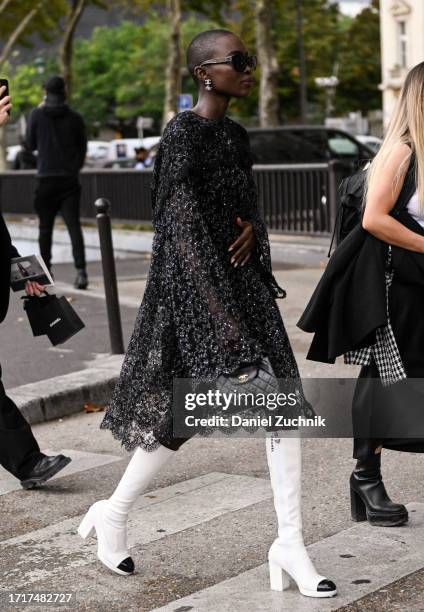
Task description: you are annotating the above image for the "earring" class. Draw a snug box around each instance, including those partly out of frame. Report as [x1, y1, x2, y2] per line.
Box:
[204, 78, 213, 91]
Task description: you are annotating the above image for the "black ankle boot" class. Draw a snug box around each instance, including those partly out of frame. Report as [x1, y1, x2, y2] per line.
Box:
[350, 453, 408, 527]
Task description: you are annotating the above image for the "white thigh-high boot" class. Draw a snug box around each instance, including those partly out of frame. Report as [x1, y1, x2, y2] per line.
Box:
[266, 435, 337, 598]
[78, 444, 173, 575]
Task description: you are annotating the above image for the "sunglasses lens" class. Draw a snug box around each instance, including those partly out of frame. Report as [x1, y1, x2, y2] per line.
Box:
[231, 53, 257, 72]
[249, 55, 258, 70]
[232, 53, 247, 73]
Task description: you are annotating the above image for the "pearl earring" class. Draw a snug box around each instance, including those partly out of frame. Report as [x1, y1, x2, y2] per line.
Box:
[204, 78, 213, 91]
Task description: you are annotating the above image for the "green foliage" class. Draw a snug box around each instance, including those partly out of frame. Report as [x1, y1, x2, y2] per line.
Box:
[336, 0, 381, 113]
[0, 0, 68, 46]
[4, 0, 382, 130]
[228, 0, 381, 122]
[71, 14, 219, 132]
[72, 20, 141, 130]
[6, 57, 59, 115]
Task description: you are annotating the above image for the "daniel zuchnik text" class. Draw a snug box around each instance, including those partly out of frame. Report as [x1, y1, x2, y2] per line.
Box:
[184, 414, 326, 428]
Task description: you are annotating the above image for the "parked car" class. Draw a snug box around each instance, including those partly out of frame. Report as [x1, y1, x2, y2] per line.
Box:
[7, 144, 21, 164]
[85, 140, 109, 167]
[245, 126, 375, 233]
[247, 126, 375, 170]
[356, 134, 383, 154]
[102, 158, 137, 169]
[104, 137, 161, 165]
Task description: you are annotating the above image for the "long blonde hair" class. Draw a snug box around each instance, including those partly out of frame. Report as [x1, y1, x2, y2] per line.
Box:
[364, 61, 424, 207]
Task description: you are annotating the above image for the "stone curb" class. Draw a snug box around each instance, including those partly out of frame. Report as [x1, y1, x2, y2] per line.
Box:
[8, 355, 124, 425]
[6, 217, 330, 255]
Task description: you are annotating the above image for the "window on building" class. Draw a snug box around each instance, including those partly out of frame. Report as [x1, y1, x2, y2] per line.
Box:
[397, 21, 408, 68]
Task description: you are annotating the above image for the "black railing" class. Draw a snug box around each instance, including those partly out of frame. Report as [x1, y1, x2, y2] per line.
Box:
[0, 163, 344, 234]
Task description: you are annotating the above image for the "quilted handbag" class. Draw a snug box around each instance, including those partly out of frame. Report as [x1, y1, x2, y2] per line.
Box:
[215, 356, 280, 415]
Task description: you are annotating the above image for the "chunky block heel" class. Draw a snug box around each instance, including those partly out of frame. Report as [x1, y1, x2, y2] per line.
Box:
[349, 456, 408, 527]
[269, 561, 290, 592]
[350, 487, 367, 522]
[78, 512, 95, 539]
[77, 500, 134, 576]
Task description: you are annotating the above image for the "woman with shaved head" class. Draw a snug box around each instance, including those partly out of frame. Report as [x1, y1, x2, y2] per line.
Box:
[78, 29, 337, 599]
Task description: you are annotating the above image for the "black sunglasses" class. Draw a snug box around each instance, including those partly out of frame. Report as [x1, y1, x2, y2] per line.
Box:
[197, 51, 258, 73]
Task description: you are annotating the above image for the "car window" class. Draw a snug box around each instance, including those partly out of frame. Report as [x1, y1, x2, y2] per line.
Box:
[289, 130, 328, 160]
[248, 130, 327, 164]
[328, 131, 359, 157]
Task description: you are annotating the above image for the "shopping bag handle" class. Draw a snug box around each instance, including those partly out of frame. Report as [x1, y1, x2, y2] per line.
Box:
[21, 289, 53, 301]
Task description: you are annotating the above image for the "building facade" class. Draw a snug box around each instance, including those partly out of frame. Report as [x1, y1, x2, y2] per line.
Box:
[380, 0, 424, 128]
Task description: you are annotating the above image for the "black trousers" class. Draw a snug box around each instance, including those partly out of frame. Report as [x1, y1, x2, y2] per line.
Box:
[34, 176, 86, 270]
[0, 364, 41, 479]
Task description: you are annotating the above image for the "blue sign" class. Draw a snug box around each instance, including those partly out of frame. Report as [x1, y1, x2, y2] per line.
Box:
[178, 94, 193, 112]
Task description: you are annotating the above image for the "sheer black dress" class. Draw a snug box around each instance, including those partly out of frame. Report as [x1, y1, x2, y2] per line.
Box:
[101, 110, 310, 452]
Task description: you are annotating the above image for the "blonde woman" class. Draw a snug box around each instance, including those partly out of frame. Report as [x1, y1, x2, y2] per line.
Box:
[299, 62, 424, 527]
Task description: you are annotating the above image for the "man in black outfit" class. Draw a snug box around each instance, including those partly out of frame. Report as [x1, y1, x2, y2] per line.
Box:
[0, 87, 71, 489]
[27, 75, 88, 289]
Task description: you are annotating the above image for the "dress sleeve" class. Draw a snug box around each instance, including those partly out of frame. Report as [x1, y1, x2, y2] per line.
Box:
[244, 198, 287, 299]
[158, 117, 265, 373]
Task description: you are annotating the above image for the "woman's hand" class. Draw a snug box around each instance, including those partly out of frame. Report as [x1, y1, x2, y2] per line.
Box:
[0, 86, 12, 127]
[228, 216, 255, 267]
[25, 281, 45, 297]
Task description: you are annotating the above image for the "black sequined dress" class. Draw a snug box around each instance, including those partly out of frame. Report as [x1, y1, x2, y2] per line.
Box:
[101, 110, 308, 451]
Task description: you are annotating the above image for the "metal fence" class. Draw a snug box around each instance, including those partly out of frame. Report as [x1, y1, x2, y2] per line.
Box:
[0, 163, 343, 235]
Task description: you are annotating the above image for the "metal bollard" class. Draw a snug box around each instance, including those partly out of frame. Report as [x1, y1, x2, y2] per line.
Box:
[95, 198, 125, 354]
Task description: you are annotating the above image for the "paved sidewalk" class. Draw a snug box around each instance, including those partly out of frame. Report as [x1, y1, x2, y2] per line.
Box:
[1, 413, 424, 612]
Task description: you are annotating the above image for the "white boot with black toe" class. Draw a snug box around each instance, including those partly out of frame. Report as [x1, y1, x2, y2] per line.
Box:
[266, 435, 337, 598]
[78, 444, 173, 575]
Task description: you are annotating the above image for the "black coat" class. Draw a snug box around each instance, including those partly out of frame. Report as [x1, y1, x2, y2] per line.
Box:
[297, 155, 418, 363]
[0, 212, 19, 324]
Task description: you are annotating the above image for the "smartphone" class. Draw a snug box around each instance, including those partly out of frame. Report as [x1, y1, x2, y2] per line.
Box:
[0, 78, 10, 114]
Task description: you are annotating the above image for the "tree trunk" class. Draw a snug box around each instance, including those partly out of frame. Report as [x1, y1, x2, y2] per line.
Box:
[255, 0, 280, 127]
[59, 0, 87, 100]
[0, 0, 13, 17]
[0, 3, 42, 66]
[295, 0, 308, 123]
[162, 0, 181, 132]
[0, 2, 43, 170]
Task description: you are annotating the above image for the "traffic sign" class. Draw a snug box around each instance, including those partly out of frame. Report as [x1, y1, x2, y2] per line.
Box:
[178, 94, 193, 112]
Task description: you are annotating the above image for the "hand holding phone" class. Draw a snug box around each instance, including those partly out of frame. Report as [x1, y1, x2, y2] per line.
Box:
[0, 78, 11, 122]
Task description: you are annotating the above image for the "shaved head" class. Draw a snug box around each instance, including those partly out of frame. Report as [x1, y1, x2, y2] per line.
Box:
[186, 29, 236, 84]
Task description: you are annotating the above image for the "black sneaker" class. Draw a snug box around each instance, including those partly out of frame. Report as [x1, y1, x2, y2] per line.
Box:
[74, 269, 88, 290]
[20, 454, 72, 490]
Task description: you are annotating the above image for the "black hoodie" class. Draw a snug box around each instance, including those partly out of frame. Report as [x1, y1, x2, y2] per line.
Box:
[26, 94, 87, 178]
